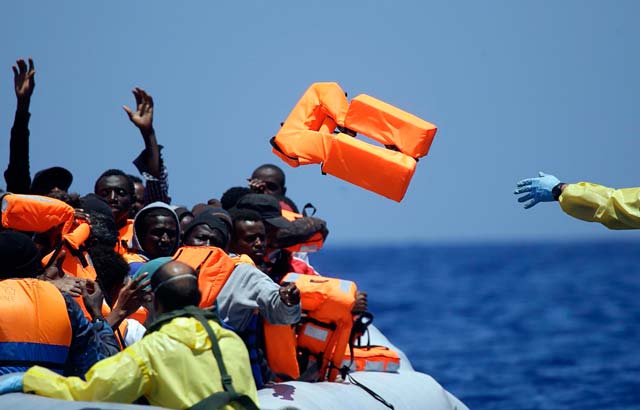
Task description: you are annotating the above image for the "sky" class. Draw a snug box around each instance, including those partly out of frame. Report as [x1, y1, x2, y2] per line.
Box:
[1, 1, 639, 245]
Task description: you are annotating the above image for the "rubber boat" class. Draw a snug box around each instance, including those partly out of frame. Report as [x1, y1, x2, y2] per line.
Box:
[0, 324, 467, 410]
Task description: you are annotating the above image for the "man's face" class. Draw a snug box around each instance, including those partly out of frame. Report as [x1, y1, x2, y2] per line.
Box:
[184, 224, 226, 249]
[230, 220, 266, 266]
[140, 214, 178, 258]
[95, 176, 132, 225]
[252, 169, 285, 196]
[131, 182, 145, 216]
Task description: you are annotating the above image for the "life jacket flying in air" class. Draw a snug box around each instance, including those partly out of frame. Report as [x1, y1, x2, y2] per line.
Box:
[270, 82, 437, 202]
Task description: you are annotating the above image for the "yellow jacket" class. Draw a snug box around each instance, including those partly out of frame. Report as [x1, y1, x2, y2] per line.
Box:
[559, 182, 640, 230]
[22, 316, 258, 409]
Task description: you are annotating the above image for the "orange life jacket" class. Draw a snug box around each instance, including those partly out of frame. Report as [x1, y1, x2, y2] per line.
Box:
[342, 345, 400, 373]
[0, 193, 75, 234]
[172, 246, 237, 309]
[271, 82, 437, 202]
[280, 209, 325, 253]
[0, 279, 72, 373]
[40, 221, 97, 320]
[266, 272, 357, 382]
[115, 219, 134, 255]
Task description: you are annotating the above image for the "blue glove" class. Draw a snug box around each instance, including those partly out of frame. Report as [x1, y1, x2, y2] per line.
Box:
[0, 372, 24, 394]
[514, 171, 560, 209]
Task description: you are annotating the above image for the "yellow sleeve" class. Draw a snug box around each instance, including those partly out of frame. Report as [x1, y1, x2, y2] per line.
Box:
[23, 343, 153, 403]
[559, 182, 640, 229]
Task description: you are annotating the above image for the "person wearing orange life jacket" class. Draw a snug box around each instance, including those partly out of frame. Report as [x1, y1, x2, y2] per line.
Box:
[0, 231, 119, 376]
[179, 209, 301, 387]
[225, 207, 304, 385]
[78, 194, 149, 346]
[94, 169, 136, 255]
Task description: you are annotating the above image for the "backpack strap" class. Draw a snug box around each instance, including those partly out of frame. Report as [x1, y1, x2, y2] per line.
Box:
[144, 306, 257, 410]
[187, 308, 259, 410]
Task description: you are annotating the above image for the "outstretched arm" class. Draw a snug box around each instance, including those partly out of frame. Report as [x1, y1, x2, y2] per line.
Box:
[515, 172, 640, 229]
[4, 58, 36, 193]
[124, 88, 170, 204]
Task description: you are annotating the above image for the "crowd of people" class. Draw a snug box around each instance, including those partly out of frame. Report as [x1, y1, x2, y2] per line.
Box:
[0, 58, 367, 409]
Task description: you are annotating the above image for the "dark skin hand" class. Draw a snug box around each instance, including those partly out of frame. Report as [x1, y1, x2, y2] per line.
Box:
[82, 280, 106, 320]
[106, 273, 151, 329]
[278, 282, 300, 307]
[40, 250, 85, 298]
[13, 58, 35, 111]
[352, 291, 368, 314]
[123, 87, 161, 178]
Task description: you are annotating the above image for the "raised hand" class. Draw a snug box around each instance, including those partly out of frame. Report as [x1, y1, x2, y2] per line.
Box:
[123, 87, 154, 136]
[514, 171, 561, 209]
[13, 58, 35, 107]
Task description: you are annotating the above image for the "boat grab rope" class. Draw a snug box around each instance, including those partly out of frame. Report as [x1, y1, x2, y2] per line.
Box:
[346, 373, 394, 409]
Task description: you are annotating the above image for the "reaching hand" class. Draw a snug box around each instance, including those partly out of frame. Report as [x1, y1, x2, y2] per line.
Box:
[111, 273, 152, 318]
[123, 87, 154, 136]
[279, 283, 300, 307]
[514, 171, 561, 209]
[13, 58, 35, 103]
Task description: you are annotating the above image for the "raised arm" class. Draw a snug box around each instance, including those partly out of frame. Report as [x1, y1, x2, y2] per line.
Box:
[124, 87, 170, 204]
[4, 58, 36, 193]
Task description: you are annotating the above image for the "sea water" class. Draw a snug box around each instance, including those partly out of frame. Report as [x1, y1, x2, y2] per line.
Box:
[311, 240, 640, 410]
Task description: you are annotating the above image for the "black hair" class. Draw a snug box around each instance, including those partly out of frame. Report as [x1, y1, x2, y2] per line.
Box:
[229, 208, 263, 237]
[87, 209, 118, 247]
[94, 169, 135, 197]
[89, 244, 129, 307]
[220, 187, 253, 210]
[251, 164, 286, 186]
[151, 263, 201, 311]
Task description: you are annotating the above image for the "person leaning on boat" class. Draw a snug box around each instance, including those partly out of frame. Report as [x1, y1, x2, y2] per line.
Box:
[0, 259, 259, 409]
[514, 172, 640, 229]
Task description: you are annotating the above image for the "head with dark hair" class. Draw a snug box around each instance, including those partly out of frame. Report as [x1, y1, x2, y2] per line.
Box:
[128, 174, 145, 217]
[94, 169, 134, 228]
[228, 208, 266, 266]
[134, 204, 179, 259]
[90, 244, 129, 306]
[251, 164, 286, 196]
[182, 211, 229, 250]
[0, 231, 42, 279]
[151, 260, 201, 314]
[220, 187, 253, 210]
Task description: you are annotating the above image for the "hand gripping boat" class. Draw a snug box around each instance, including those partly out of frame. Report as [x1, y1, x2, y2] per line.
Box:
[271, 82, 437, 202]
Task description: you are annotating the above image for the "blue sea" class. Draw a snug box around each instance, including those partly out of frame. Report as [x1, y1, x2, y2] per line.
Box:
[310, 240, 640, 410]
